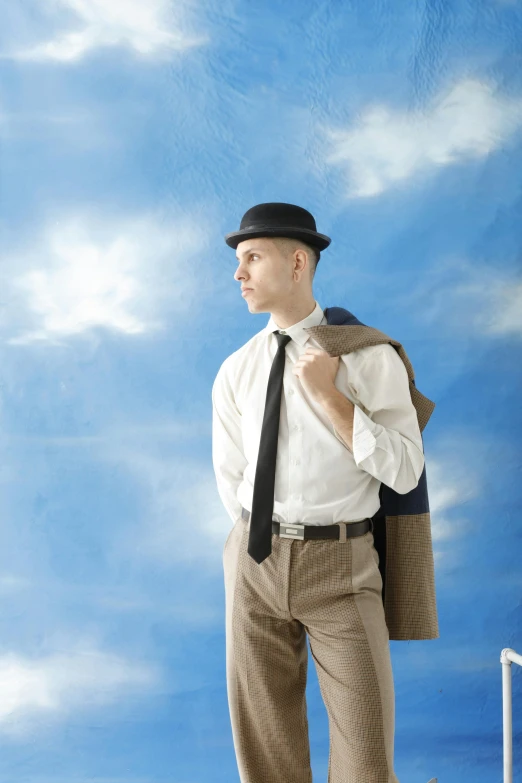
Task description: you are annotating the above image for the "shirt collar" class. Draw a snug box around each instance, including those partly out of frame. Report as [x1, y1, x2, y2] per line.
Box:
[262, 300, 326, 347]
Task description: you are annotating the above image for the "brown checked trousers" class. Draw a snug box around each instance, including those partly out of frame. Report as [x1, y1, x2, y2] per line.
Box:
[223, 512, 401, 783]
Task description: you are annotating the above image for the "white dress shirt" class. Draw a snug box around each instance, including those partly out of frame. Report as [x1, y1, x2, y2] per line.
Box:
[212, 300, 425, 529]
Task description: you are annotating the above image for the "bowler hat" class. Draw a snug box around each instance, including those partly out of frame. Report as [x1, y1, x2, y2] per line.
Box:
[224, 202, 331, 252]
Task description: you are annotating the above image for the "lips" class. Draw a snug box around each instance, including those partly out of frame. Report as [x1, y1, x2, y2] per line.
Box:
[242, 289, 253, 296]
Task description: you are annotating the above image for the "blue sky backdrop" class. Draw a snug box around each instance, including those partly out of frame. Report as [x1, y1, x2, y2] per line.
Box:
[1, 1, 522, 781]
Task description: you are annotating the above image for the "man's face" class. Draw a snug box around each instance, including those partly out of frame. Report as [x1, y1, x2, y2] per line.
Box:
[233, 237, 292, 312]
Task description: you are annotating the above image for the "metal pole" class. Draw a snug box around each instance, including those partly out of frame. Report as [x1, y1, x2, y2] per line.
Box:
[500, 648, 522, 783]
[502, 655, 512, 783]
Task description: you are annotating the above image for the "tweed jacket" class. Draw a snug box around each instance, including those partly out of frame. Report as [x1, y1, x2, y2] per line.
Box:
[305, 306, 439, 641]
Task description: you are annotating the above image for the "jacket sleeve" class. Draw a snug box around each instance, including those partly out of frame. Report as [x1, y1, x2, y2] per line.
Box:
[334, 343, 425, 495]
[211, 359, 248, 525]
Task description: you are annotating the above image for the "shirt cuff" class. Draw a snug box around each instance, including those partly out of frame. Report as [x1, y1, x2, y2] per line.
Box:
[352, 404, 381, 465]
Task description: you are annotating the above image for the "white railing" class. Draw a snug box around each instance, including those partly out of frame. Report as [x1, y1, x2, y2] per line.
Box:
[425, 648, 520, 783]
[501, 647, 522, 783]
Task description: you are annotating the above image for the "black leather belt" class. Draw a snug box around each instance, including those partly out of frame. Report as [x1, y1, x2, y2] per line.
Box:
[241, 506, 373, 541]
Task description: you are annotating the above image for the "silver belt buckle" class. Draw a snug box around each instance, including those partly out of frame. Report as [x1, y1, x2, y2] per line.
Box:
[279, 523, 305, 540]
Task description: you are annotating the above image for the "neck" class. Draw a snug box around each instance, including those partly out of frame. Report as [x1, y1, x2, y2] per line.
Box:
[271, 297, 317, 330]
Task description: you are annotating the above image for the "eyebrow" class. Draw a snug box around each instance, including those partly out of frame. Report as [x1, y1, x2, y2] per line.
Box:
[236, 247, 262, 260]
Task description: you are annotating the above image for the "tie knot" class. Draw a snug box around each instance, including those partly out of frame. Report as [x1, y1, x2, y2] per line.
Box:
[275, 331, 292, 349]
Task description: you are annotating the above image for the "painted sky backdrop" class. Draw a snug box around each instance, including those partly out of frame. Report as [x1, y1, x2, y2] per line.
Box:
[1, 1, 522, 782]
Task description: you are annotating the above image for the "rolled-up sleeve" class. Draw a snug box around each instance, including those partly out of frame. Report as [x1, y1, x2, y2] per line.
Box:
[341, 343, 425, 495]
[211, 359, 248, 525]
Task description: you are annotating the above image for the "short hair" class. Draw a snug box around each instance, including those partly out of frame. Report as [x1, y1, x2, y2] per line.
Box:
[271, 236, 320, 281]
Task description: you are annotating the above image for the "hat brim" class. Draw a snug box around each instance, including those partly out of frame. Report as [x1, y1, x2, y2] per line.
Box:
[224, 226, 331, 251]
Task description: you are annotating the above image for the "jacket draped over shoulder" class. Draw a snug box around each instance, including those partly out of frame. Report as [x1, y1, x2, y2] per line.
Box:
[305, 307, 439, 641]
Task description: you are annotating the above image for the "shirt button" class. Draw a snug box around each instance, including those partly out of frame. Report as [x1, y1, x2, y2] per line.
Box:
[288, 389, 294, 395]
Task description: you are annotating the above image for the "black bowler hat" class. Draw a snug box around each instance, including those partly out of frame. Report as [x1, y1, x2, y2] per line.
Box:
[224, 202, 331, 252]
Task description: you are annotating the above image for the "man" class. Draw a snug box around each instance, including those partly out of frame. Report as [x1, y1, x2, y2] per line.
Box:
[212, 202, 425, 783]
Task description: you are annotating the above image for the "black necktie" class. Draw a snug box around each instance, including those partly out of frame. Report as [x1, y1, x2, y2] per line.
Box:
[247, 330, 292, 564]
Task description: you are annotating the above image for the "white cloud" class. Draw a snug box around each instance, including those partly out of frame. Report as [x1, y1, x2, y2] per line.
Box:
[8, 0, 208, 62]
[323, 78, 522, 197]
[403, 254, 522, 338]
[97, 445, 232, 567]
[423, 431, 496, 572]
[0, 634, 161, 737]
[1, 417, 233, 573]
[3, 209, 210, 345]
[453, 274, 522, 337]
[425, 453, 480, 545]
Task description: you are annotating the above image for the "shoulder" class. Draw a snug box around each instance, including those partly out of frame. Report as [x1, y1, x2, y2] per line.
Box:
[343, 341, 399, 366]
[340, 342, 408, 388]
